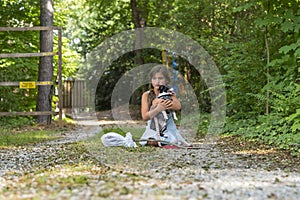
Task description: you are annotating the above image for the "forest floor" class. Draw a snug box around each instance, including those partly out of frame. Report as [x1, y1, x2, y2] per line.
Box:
[0, 110, 299, 200]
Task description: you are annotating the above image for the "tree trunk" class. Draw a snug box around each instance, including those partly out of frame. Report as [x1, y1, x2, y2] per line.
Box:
[130, 0, 145, 105]
[211, 0, 216, 34]
[36, 0, 54, 124]
[265, 0, 270, 115]
[130, 0, 144, 65]
[130, 0, 140, 29]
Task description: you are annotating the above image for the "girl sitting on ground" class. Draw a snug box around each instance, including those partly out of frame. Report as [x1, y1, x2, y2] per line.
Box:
[140, 65, 191, 147]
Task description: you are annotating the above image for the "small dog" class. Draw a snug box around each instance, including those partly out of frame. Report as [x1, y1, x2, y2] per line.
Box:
[149, 85, 178, 139]
[157, 85, 178, 120]
[150, 108, 168, 138]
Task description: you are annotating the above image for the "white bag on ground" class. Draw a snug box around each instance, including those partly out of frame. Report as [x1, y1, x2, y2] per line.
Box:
[101, 132, 137, 148]
[124, 132, 137, 148]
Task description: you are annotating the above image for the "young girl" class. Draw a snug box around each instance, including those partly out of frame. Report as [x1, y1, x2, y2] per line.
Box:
[140, 65, 191, 147]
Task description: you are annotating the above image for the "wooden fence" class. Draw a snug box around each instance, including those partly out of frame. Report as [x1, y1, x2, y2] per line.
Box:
[63, 80, 90, 109]
[0, 26, 63, 127]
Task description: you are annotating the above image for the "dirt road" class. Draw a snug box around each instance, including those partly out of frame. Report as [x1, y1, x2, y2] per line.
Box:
[0, 119, 299, 200]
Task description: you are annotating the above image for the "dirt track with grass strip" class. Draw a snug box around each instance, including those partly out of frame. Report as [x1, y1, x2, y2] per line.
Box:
[0, 118, 299, 200]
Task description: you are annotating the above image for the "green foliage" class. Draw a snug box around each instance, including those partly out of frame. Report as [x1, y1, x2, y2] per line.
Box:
[221, 39, 266, 117]
[0, 116, 34, 128]
[0, 0, 40, 112]
[68, 0, 133, 55]
[224, 113, 300, 156]
[1, 0, 299, 154]
[287, 108, 300, 133]
[0, 0, 80, 116]
[71, 0, 299, 154]
[220, 0, 300, 155]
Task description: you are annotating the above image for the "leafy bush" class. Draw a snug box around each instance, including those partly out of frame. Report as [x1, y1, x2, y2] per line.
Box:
[224, 114, 300, 156]
[0, 116, 34, 129]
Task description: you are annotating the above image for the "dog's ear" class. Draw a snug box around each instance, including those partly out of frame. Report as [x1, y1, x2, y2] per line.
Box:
[163, 85, 169, 93]
[158, 85, 165, 92]
[158, 85, 162, 92]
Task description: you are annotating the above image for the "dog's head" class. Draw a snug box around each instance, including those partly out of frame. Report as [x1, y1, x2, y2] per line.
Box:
[158, 85, 170, 94]
[157, 85, 173, 100]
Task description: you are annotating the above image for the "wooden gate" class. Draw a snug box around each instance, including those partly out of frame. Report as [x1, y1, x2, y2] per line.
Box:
[63, 80, 90, 111]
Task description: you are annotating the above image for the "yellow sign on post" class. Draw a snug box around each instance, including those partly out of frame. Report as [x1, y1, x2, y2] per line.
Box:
[37, 81, 53, 86]
[19, 82, 36, 89]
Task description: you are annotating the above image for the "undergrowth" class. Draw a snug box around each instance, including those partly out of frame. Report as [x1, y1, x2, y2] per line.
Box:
[224, 114, 300, 156]
[0, 116, 73, 147]
[188, 111, 300, 156]
[0, 116, 34, 128]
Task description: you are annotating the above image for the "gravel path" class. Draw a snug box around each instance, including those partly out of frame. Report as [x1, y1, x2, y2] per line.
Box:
[0, 119, 299, 200]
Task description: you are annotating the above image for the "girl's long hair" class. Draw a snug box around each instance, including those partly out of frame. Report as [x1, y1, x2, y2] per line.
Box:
[148, 65, 170, 109]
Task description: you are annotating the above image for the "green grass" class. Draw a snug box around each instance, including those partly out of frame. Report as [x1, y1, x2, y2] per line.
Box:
[101, 126, 145, 139]
[0, 115, 76, 147]
[0, 130, 61, 147]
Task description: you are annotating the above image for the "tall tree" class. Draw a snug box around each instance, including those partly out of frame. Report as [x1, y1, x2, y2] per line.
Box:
[130, 0, 144, 65]
[36, 0, 54, 124]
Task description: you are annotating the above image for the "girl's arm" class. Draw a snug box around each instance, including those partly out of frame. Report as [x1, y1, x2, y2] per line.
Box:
[141, 92, 181, 121]
[141, 92, 151, 121]
[170, 95, 181, 111]
[141, 92, 166, 121]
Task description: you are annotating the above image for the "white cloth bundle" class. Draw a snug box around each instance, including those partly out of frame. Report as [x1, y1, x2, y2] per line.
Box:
[101, 132, 137, 148]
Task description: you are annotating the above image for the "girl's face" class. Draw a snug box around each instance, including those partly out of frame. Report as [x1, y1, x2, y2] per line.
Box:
[151, 72, 167, 89]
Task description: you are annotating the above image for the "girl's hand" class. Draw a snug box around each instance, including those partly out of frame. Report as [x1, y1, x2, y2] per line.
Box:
[158, 99, 173, 110]
[151, 98, 161, 107]
[152, 98, 167, 107]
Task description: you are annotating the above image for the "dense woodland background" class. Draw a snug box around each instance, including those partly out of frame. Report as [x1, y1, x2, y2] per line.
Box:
[0, 0, 299, 154]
